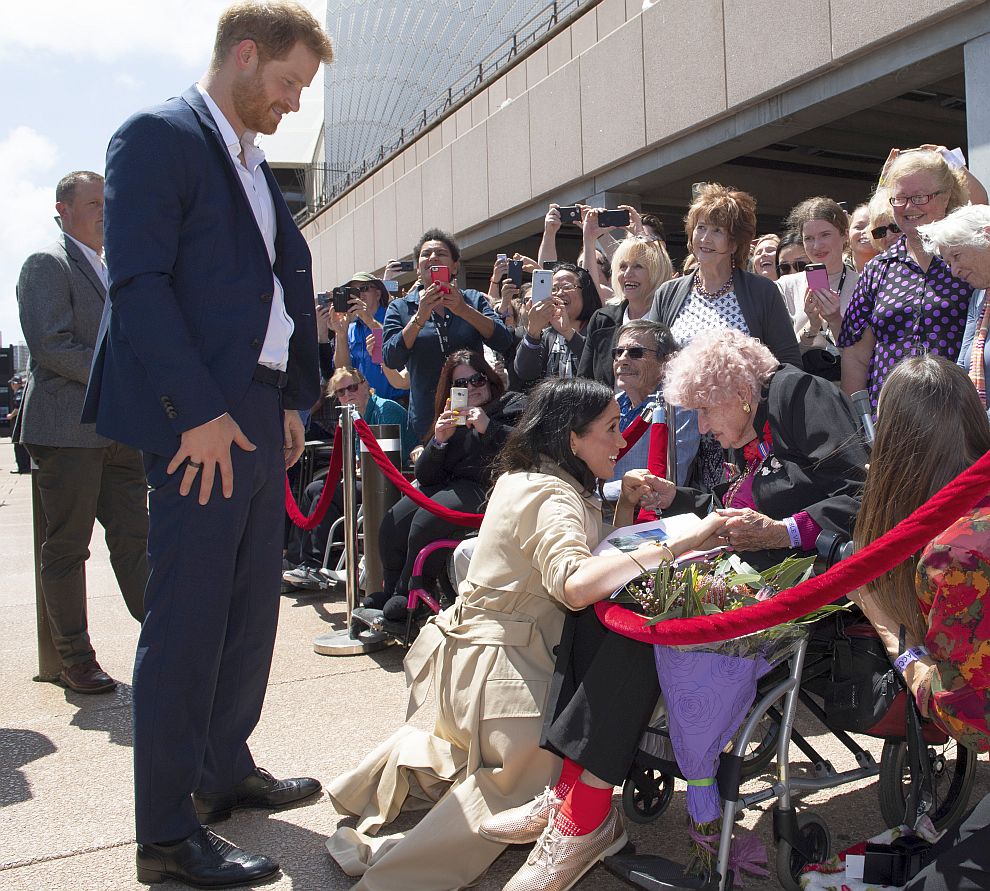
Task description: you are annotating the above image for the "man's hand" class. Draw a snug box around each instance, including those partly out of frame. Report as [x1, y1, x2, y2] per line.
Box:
[315, 303, 331, 343]
[283, 410, 305, 469]
[167, 413, 256, 505]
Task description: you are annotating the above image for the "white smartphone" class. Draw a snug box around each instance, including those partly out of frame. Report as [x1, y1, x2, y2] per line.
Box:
[531, 269, 553, 303]
[450, 387, 469, 425]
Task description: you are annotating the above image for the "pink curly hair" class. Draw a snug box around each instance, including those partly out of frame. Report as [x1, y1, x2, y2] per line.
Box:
[664, 328, 778, 408]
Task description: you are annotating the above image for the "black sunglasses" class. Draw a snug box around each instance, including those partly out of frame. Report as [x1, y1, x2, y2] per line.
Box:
[611, 346, 659, 360]
[870, 223, 902, 240]
[776, 259, 808, 275]
[453, 372, 488, 388]
[333, 382, 362, 397]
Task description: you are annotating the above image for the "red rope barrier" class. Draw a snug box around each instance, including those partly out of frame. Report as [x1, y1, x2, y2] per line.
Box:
[596, 448, 990, 645]
[353, 419, 484, 528]
[284, 426, 343, 530]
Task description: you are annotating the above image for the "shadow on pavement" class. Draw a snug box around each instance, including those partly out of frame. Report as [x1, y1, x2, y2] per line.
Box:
[0, 727, 57, 806]
[67, 681, 134, 748]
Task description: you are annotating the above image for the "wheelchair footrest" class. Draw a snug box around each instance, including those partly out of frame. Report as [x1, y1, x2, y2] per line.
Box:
[604, 844, 725, 890]
[350, 608, 410, 639]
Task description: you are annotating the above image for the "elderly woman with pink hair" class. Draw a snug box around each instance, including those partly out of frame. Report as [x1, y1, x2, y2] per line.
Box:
[482, 329, 867, 891]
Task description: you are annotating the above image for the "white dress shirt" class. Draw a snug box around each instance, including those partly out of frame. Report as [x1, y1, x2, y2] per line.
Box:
[65, 232, 109, 291]
[196, 84, 293, 371]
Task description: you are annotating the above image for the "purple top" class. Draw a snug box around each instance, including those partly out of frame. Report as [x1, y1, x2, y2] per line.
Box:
[838, 237, 972, 411]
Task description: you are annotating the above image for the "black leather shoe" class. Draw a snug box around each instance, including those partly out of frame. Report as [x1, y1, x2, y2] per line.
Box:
[193, 767, 322, 823]
[136, 826, 279, 888]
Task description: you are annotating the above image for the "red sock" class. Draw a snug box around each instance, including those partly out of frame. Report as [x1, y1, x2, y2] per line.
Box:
[554, 779, 613, 836]
[552, 758, 583, 799]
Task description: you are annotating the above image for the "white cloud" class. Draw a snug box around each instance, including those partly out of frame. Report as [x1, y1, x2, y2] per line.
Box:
[0, 127, 60, 344]
[1, 0, 328, 67]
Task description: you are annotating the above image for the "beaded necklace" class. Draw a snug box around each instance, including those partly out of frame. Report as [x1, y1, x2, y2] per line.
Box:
[724, 421, 773, 508]
[693, 270, 734, 300]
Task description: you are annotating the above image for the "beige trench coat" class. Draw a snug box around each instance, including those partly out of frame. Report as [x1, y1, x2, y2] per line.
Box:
[326, 463, 604, 890]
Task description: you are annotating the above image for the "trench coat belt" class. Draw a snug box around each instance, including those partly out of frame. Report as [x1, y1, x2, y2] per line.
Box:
[404, 601, 536, 718]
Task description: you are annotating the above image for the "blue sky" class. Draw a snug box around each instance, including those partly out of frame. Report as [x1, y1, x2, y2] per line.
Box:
[0, 0, 325, 346]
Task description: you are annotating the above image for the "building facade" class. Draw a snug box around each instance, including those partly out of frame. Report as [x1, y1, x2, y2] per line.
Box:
[305, 0, 990, 289]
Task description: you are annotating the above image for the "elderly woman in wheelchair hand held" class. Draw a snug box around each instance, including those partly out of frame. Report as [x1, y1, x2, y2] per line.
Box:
[663, 328, 869, 563]
[481, 329, 868, 891]
[325, 378, 726, 891]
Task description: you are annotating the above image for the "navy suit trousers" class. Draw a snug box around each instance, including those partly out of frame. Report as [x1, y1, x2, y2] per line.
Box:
[133, 380, 284, 844]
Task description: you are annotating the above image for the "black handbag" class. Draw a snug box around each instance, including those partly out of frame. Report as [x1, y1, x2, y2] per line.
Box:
[803, 612, 901, 735]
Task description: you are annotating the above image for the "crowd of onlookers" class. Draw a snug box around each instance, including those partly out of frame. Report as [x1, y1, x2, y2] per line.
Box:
[317, 141, 990, 891]
[282, 143, 990, 615]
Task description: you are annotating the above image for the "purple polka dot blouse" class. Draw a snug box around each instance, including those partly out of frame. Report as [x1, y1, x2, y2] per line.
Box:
[838, 236, 972, 411]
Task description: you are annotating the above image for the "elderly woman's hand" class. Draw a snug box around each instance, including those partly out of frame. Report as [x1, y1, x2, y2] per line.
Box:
[717, 507, 791, 551]
[620, 469, 676, 512]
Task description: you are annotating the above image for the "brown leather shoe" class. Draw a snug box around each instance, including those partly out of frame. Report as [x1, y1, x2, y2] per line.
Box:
[58, 659, 117, 694]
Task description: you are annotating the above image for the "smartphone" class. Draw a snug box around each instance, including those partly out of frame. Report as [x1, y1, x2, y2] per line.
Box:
[395, 260, 415, 272]
[371, 328, 384, 364]
[383, 279, 399, 293]
[558, 205, 581, 224]
[496, 253, 507, 263]
[508, 259, 524, 287]
[804, 263, 830, 292]
[531, 269, 553, 303]
[316, 291, 331, 309]
[598, 209, 631, 228]
[430, 265, 450, 285]
[542, 260, 558, 270]
[332, 286, 351, 313]
[450, 387, 469, 425]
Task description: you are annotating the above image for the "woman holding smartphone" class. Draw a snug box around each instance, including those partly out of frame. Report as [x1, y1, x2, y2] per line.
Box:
[375, 350, 526, 619]
[776, 197, 859, 354]
[515, 263, 599, 383]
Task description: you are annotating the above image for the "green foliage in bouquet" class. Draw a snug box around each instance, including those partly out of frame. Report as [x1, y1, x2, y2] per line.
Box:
[618, 551, 845, 627]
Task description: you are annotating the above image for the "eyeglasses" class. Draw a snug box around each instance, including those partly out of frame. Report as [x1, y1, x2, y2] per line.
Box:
[551, 284, 578, 294]
[776, 260, 808, 275]
[333, 382, 362, 398]
[354, 283, 377, 293]
[453, 372, 489, 388]
[611, 346, 659, 360]
[889, 191, 944, 207]
[870, 223, 902, 240]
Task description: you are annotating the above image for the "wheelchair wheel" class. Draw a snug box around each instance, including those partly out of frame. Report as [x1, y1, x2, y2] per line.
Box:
[621, 765, 675, 824]
[738, 709, 780, 778]
[774, 811, 831, 891]
[878, 735, 977, 831]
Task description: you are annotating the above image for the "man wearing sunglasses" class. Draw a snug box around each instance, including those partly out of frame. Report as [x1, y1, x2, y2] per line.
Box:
[601, 321, 700, 508]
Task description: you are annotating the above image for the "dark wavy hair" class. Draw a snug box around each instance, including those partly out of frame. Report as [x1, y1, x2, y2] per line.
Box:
[549, 261, 601, 323]
[496, 377, 616, 494]
[432, 349, 505, 430]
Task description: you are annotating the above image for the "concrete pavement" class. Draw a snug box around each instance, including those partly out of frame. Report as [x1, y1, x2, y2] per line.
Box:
[0, 442, 985, 890]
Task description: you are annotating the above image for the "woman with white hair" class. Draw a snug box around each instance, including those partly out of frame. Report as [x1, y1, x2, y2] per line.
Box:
[918, 204, 990, 413]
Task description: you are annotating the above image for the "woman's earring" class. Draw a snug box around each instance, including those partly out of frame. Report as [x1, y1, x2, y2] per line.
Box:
[741, 401, 751, 414]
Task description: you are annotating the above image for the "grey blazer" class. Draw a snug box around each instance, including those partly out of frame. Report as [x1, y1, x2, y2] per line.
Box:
[16, 234, 111, 447]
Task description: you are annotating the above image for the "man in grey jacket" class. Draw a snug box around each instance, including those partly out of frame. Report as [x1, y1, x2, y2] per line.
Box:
[16, 170, 148, 694]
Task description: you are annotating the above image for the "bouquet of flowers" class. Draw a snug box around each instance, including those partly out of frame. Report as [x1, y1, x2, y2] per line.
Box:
[616, 551, 843, 880]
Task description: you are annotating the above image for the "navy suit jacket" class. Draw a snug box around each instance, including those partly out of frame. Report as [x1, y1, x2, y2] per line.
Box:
[83, 86, 320, 457]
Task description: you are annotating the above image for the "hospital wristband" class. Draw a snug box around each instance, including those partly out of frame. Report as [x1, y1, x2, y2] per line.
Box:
[782, 516, 802, 549]
[894, 645, 929, 675]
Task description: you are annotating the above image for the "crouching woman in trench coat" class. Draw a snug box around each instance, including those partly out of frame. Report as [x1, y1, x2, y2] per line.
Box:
[325, 377, 725, 890]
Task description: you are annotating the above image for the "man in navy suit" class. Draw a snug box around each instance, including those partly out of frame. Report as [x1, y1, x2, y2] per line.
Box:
[83, 2, 334, 886]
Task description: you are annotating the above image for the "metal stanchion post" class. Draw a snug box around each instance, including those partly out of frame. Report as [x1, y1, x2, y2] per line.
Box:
[314, 406, 389, 656]
[31, 464, 60, 681]
[359, 423, 401, 595]
[665, 401, 678, 484]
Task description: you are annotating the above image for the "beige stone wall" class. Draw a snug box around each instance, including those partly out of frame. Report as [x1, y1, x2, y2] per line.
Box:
[304, 0, 985, 286]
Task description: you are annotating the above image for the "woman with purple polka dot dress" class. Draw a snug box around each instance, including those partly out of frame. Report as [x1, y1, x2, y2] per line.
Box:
[839, 148, 975, 412]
